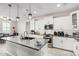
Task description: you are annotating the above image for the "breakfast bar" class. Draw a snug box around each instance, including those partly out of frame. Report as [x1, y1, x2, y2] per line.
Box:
[2, 36, 48, 56]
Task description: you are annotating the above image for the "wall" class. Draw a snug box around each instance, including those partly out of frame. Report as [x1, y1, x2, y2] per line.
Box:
[10, 21, 17, 34]
[17, 15, 73, 35]
[30, 19, 35, 30]
[17, 19, 35, 35]
[34, 16, 54, 34]
[0, 19, 3, 33]
[17, 20, 26, 35]
[17, 16, 54, 35]
[0, 19, 17, 34]
[34, 15, 73, 35]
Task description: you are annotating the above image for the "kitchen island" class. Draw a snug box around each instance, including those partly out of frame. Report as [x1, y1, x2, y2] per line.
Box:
[2, 36, 49, 56]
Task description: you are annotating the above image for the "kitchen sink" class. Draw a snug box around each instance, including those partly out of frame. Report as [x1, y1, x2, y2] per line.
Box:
[21, 37, 35, 40]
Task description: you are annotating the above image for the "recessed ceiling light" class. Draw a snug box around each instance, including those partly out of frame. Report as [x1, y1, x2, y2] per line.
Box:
[33, 11, 37, 14]
[57, 3, 67, 7]
[57, 4, 62, 7]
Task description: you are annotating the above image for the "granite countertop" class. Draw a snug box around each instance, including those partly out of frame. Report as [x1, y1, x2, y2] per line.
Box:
[2, 36, 49, 51]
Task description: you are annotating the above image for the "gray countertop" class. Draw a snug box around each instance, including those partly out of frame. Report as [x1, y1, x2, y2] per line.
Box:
[73, 37, 79, 42]
[53, 35, 74, 38]
[53, 35, 79, 42]
[2, 36, 49, 51]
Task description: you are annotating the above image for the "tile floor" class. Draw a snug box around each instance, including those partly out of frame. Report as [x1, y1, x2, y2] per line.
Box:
[0, 43, 11, 56]
[0, 43, 74, 56]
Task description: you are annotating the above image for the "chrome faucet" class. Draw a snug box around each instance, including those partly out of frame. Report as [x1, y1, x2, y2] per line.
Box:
[20, 31, 29, 39]
[24, 31, 28, 37]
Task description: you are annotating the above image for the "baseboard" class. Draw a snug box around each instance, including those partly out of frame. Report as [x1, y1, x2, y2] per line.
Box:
[72, 51, 76, 56]
[6, 51, 14, 56]
[53, 46, 73, 53]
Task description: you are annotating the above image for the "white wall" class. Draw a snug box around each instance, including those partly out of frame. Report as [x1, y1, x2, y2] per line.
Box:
[34, 16, 54, 34]
[30, 19, 35, 30]
[0, 20, 3, 33]
[17, 16, 54, 35]
[0, 19, 17, 34]
[10, 21, 17, 34]
[17, 15, 73, 35]
[34, 15, 73, 35]
[17, 20, 26, 35]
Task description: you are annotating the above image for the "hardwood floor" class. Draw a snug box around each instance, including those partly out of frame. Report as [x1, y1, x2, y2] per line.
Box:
[42, 48, 74, 56]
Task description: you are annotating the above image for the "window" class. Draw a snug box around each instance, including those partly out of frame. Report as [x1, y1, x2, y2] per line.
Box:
[2, 22, 10, 33]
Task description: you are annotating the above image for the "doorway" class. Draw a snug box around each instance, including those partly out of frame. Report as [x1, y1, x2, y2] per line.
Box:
[26, 22, 30, 33]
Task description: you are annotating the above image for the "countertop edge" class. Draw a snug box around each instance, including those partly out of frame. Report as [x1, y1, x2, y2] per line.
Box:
[2, 37, 48, 51]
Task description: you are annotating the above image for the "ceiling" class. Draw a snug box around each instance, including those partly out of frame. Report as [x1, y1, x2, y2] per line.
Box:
[0, 3, 79, 20]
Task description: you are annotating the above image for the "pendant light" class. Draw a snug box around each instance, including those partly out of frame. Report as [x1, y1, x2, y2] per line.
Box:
[28, 3, 32, 20]
[16, 4, 20, 21]
[8, 4, 12, 21]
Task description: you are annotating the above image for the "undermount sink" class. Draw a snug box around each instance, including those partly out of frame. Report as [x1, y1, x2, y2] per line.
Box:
[22, 36, 35, 40]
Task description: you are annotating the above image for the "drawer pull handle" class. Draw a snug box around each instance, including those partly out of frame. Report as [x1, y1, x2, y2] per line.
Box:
[76, 46, 78, 50]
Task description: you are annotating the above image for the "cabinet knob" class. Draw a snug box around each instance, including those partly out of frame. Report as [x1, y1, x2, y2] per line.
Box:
[61, 40, 63, 43]
[76, 46, 78, 50]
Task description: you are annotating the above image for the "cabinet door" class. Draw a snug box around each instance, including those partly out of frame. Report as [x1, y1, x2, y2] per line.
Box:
[7, 41, 17, 56]
[77, 43, 79, 56]
[53, 37, 62, 48]
[63, 38, 74, 50]
[53, 37, 58, 47]
[61, 37, 67, 49]
[73, 40, 78, 56]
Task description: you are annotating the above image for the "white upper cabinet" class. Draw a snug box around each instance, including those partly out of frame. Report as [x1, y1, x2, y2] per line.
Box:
[53, 16, 73, 35]
[71, 10, 79, 30]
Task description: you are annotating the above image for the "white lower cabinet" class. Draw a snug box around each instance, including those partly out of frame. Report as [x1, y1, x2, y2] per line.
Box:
[7, 41, 42, 56]
[53, 37, 62, 48]
[53, 36, 79, 56]
[77, 45, 79, 56]
[6, 41, 17, 56]
[73, 40, 79, 56]
[62, 38, 74, 51]
[53, 36, 74, 51]
[73, 40, 78, 56]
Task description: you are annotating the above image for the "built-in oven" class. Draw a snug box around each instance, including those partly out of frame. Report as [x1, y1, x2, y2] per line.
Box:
[43, 34, 53, 48]
[0, 33, 6, 43]
[0, 33, 4, 37]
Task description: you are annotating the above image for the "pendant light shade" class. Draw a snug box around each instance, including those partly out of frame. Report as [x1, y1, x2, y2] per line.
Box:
[28, 3, 32, 20]
[28, 13, 32, 20]
[8, 4, 12, 21]
[16, 4, 20, 21]
[16, 16, 20, 21]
